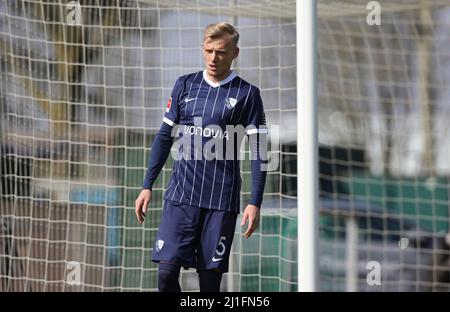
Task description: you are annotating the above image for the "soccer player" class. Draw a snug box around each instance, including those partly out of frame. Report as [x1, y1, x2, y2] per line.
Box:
[135, 22, 267, 292]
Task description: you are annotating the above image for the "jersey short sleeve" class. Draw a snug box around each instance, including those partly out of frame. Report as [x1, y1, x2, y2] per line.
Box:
[243, 88, 268, 135]
[162, 77, 183, 127]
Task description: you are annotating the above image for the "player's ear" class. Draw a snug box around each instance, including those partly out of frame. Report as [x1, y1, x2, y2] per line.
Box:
[233, 46, 239, 59]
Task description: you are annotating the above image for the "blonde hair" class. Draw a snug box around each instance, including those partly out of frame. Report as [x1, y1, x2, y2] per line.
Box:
[203, 22, 240, 46]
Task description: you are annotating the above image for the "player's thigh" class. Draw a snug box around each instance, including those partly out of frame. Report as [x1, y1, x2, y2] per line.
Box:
[152, 200, 202, 267]
[196, 209, 238, 273]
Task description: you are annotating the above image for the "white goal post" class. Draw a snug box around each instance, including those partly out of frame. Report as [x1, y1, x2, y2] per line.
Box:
[297, 0, 318, 292]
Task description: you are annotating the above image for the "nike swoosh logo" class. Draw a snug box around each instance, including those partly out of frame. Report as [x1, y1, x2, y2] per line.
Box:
[212, 256, 223, 262]
[184, 98, 196, 103]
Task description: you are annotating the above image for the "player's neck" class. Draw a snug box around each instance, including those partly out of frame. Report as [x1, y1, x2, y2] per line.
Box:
[203, 70, 236, 88]
[205, 70, 232, 84]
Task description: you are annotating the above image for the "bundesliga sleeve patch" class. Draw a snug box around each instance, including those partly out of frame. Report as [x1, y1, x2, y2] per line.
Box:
[165, 97, 172, 113]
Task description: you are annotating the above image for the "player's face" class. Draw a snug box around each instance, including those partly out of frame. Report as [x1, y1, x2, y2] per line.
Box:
[203, 35, 239, 83]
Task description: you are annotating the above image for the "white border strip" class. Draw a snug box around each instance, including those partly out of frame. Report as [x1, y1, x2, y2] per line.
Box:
[246, 128, 268, 135]
[162, 117, 175, 127]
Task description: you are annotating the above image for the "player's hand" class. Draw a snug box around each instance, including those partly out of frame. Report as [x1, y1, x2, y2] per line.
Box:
[135, 189, 152, 224]
[241, 204, 260, 239]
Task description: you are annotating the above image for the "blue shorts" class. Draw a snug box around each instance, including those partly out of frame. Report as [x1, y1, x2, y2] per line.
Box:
[151, 200, 238, 273]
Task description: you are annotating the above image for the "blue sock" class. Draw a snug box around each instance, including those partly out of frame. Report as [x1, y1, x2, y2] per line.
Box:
[158, 262, 181, 292]
[199, 270, 223, 292]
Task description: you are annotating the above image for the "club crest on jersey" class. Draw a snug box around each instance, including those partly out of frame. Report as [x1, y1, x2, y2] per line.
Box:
[155, 240, 164, 252]
[165, 97, 172, 113]
[225, 97, 237, 110]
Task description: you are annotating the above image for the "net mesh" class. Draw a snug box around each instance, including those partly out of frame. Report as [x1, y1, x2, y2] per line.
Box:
[2, 0, 450, 293]
[318, 0, 450, 291]
[0, 0, 296, 291]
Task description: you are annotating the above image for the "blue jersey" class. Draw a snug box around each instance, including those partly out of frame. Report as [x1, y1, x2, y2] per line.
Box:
[159, 70, 266, 213]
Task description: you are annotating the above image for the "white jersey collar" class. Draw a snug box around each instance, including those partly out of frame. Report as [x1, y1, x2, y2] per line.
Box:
[203, 70, 237, 88]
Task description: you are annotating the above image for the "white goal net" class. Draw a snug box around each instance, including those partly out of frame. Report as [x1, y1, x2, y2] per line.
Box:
[318, 0, 450, 291]
[0, 0, 296, 292]
[2, 0, 450, 293]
